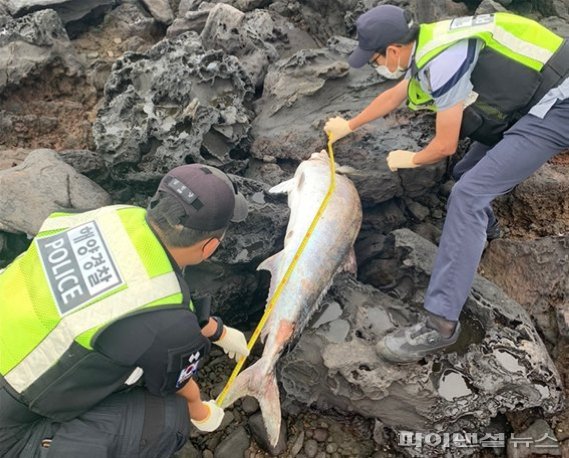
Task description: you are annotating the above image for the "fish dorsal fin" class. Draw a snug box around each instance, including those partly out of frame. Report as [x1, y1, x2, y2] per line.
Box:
[268, 178, 294, 195]
[257, 251, 282, 275]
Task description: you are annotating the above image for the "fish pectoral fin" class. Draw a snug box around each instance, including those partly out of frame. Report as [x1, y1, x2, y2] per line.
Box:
[257, 252, 282, 275]
[218, 362, 283, 447]
[268, 178, 295, 195]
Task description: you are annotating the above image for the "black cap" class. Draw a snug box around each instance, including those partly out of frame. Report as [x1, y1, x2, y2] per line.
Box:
[155, 164, 248, 231]
[348, 5, 413, 68]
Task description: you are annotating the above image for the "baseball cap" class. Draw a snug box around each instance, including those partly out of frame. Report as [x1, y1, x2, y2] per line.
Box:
[155, 164, 248, 231]
[348, 5, 414, 68]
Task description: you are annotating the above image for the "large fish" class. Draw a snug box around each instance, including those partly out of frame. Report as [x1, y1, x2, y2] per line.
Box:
[220, 150, 362, 445]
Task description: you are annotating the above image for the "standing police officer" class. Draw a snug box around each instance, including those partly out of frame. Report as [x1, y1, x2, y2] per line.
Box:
[0, 164, 250, 456]
[325, 5, 569, 363]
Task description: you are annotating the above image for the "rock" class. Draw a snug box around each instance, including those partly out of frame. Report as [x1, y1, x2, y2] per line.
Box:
[214, 426, 250, 458]
[93, 31, 254, 184]
[290, 430, 305, 456]
[173, 440, 202, 458]
[101, 3, 160, 43]
[480, 236, 569, 343]
[5, 0, 114, 23]
[304, 439, 318, 458]
[496, 163, 569, 238]
[248, 411, 287, 455]
[279, 229, 564, 457]
[59, 149, 108, 182]
[0, 148, 30, 170]
[0, 10, 82, 94]
[140, 0, 174, 24]
[541, 16, 569, 37]
[507, 420, 561, 457]
[200, 5, 316, 89]
[413, 0, 470, 23]
[203, 450, 213, 458]
[313, 428, 328, 442]
[167, 3, 214, 37]
[251, 40, 443, 206]
[241, 396, 259, 414]
[0, 149, 111, 235]
[405, 199, 430, 222]
[537, 0, 569, 21]
[476, 0, 508, 14]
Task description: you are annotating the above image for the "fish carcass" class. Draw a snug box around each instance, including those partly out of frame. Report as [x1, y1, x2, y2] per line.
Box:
[220, 150, 363, 445]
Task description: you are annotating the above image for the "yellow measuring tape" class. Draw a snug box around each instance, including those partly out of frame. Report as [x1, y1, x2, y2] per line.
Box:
[216, 134, 337, 406]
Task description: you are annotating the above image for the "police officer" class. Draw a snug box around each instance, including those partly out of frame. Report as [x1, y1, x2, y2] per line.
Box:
[0, 164, 251, 456]
[325, 5, 569, 362]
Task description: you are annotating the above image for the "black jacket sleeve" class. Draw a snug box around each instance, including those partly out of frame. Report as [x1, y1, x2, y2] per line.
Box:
[95, 308, 211, 396]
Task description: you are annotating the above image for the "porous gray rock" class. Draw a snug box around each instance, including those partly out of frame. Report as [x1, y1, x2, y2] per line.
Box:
[93, 31, 254, 183]
[200, 4, 277, 88]
[480, 236, 569, 343]
[167, 2, 214, 37]
[0, 148, 30, 170]
[251, 38, 443, 206]
[279, 229, 564, 457]
[0, 149, 111, 235]
[5, 0, 114, 23]
[0, 9, 82, 94]
[59, 149, 109, 182]
[100, 3, 159, 43]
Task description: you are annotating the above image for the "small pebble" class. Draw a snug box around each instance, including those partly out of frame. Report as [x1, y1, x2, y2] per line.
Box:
[304, 439, 318, 458]
[241, 396, 260, 414]
[203, 450, 213, 458]
[313, 428, 328, 442]
[326, 443, 338, 453]
[113, 37, 122, 44]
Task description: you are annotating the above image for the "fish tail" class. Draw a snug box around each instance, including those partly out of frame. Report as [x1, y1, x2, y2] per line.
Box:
[219, 359, 282, 446]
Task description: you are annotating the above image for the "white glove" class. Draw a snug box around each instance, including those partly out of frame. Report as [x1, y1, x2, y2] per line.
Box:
[191, 400, 224, 432]
[324, 116, 353, 143]
[386, 150, 419, 171]
[214, 326, 250, 361]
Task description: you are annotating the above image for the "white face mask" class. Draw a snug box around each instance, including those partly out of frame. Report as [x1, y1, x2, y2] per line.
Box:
[374, 53, 407, 80]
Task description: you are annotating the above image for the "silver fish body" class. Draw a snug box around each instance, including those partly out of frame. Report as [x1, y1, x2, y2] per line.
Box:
[220, 150, 362, 445]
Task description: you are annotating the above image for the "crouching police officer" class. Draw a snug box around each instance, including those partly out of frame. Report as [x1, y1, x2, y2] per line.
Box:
[0, 164, 250, 457]
[325, 5, 569, 362]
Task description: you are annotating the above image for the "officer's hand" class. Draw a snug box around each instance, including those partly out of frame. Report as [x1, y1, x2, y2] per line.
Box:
[214, 326, 249, 361]
[386, 150, 419, 171]
[191, 400, 225, 432]
[324, 116, 353, 143]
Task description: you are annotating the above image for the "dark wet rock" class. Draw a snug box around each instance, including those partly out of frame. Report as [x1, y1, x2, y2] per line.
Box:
[476, 0, 509, 14]
[480, 236, 569, 344]
[59, 149, 109, 182]
[0, 9, 82, 94]
[496, 163, 569, 238]
[93, 31, 254, 184]
[506, 419, 561, 457]
[251, 39, 442, 206]
[537, 0, 569, 20]
[241, 396, 259, 414]
[184, 175, 288, 322]
[140, 0, 174, 24]
[279, 229, 564, 457]
[248, 411, 287, 455]
[0, 149, 111, 235]
[413, 0, 470, 23]
[214, 426, 250, 458]
[210, 175, 289, 266]
[173, 440, 202, 458]
[5, 0, 114, 23]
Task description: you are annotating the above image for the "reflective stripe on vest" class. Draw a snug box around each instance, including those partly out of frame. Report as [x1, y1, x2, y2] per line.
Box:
[1, 205, 184, 393]
[408, 13, 564, 111]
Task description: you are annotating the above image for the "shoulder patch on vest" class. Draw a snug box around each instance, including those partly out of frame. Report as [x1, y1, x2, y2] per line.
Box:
[176, 351, 201, 388]
[36, 221, 124, 316]
[450, 14, 493, 30]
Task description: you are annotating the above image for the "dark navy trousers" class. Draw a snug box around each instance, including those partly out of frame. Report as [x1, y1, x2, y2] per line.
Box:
[424, 98, 569, 321]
